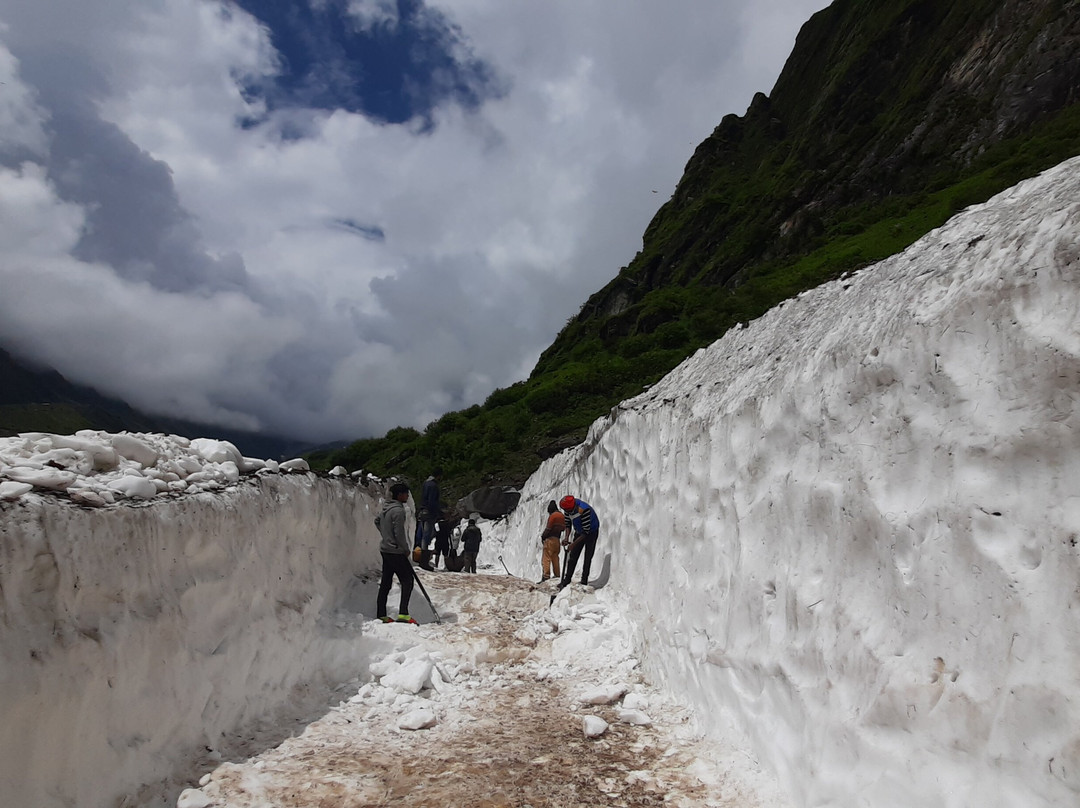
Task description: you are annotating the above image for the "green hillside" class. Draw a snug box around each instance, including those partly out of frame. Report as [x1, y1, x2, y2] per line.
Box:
[315, 0, 1080, 506]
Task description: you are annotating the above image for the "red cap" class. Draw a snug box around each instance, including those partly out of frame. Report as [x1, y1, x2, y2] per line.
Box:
[559, 495, 576, 511]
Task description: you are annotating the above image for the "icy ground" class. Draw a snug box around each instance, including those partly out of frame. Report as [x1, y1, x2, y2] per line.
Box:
[177, 571, 787, 808]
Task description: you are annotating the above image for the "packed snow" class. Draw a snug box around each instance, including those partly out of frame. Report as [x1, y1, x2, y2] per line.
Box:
[1, 155, 1079, 807]
[0, 446, 386, 807]
[177, 574, 784, 807]
[498, 155, 1080, 807]
[0, 431, 314, 505]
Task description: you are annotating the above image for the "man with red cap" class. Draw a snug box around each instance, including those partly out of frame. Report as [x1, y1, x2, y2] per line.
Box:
[558, 495, 600, 589]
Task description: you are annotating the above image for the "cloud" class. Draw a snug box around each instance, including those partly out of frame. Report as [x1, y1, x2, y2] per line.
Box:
[0, 0, 829, 443]
[329, 218, 386, 241]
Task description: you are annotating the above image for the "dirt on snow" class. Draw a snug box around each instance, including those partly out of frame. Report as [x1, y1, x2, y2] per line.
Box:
[178, 570, 785, 808]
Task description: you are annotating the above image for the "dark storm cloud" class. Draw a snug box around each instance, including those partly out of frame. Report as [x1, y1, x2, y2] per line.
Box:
[232, 0, 507, 127]
[7, 35, 253, 297]
[50, 111, 251, 294]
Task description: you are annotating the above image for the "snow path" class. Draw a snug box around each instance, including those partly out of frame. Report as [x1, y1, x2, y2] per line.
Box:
[179, 570, 788, 807]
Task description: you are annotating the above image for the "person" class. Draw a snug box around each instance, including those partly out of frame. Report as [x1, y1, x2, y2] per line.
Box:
[444, 519, 465, 572]
[419, 468, 443, 551]
[433, 517, 454, 570]
[461, 518, 482, 574]
[374, 482, 418, 624]
[539, 500, 568, 582]
[559, 495, 600, 589]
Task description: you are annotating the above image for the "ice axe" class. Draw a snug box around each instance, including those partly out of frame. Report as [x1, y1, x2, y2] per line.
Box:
[498, 555, 530, 583]
[410, 565, 442, 624]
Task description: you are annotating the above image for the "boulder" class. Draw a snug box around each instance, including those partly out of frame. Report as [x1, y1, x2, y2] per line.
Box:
[455, 485, 521, 520]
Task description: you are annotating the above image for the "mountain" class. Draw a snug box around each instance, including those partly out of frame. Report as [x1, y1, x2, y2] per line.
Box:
[320, 0, 1080, 501]
[536, 0, 1080, 367]
[0, 347, 309, 460]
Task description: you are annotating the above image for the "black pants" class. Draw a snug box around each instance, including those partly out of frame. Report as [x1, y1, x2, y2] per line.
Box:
[463, 551, 478, 573]
[377, 552, 414, 618]
[561, 532, 598, 587]
[433, 536, 449, 567]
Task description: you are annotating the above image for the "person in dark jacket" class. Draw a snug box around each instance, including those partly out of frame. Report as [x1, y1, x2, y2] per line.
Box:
[559, 495, 599, 589]
[433, 518, 454, 570]
[461, 518, 482, 573]
[419, 468, 443, 551]
[374, 482, 418, 624]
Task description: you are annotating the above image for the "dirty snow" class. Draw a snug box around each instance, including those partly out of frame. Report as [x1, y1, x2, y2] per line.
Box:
[180, 573, 784, 808]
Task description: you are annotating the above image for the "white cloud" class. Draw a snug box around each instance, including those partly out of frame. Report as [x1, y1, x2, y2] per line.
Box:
[0, 0, 830, 442]
[345, 0, 399, 32]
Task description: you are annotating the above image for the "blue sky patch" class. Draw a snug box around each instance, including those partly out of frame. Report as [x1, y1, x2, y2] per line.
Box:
[233, 0, 505, 128]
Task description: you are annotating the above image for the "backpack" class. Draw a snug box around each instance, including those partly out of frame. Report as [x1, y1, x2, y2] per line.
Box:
[445, 547, 466, 572]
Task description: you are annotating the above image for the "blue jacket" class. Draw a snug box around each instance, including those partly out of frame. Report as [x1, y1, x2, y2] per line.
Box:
[568, 499, 599, 536]
[421, 476, 441, 520]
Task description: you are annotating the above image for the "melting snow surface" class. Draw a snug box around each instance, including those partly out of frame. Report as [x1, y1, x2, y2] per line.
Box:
[497, 156, 1080, 807]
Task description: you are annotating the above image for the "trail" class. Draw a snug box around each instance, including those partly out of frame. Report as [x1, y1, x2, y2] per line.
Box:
[178, 570, 788, 808]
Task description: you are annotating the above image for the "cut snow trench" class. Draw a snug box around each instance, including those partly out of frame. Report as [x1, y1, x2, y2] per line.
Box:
[179, 572, 784, 808]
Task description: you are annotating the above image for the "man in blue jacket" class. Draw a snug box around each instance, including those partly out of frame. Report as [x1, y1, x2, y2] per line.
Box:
[558, 495, 600, 589]
[419, 467, 443, 552]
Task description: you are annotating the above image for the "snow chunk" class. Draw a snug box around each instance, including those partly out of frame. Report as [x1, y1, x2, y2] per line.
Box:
[0, 480, 33, 500]
[617, 708, 652, 726]
[369, 656, 403, 678]
[176, 788, 213, 808]
[579, 683, 629, 705]
[4, 467, 77, 491]
[68, 488, 111, 507]
[107, 475, 159, 499]
[583, 715, 609, 738]
[279, 458, 310, 473]
[381, 658, 434, 695]
[111, 434, 159, 467]
[189, 438, 243, 466]
[50, 435, 119, 471]
[398, 708, 437, 730]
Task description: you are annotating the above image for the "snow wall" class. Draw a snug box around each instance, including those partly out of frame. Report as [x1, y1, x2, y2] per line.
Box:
[0, 474, 384, 807]
[501, 156, 1080, 807]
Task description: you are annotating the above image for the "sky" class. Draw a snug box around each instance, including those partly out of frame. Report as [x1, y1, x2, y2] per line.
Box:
[0, 0, 829, 443]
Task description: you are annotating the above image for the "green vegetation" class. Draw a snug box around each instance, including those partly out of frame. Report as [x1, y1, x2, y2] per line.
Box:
[0, 404, 96, 437]
[312, 0, 1080, 505]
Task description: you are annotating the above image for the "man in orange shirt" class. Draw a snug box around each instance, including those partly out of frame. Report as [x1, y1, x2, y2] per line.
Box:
[539, 500, 568, 582]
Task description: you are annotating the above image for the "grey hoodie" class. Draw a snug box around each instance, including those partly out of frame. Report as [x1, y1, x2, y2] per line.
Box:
[375, 499, 411, 555]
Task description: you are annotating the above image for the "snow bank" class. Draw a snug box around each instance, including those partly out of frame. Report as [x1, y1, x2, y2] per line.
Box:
[0, 461, 385, 807]
[500, 156, 1080, 807]
[0, 432, 294, 506]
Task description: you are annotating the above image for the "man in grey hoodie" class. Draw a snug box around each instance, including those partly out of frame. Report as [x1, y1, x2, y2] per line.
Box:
[374, 482, 417, 624]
